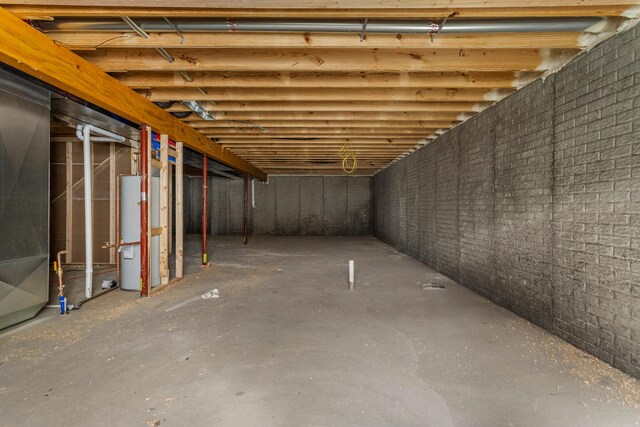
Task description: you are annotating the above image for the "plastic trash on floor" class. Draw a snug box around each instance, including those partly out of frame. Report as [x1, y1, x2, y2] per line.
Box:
[201, 289, 219, 299]
[101, 280, 117, 289]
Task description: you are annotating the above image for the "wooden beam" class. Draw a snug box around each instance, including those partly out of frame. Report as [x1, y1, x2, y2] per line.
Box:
[79, 48, 575, 73]
[227, 147, 418, 151]
[116, 71, 529, 90]
[221, 145, 421, 150]
[0, 7, 266, 181]
[203, 127, 436, 135]
[160, 134, 169, 285]
[215, 138, 419, 144]
[0, 1, 631, 10]
[182, 101, 488, 112]
[243, 156, 402, 160]
[139, 87, 506, 102]
[51, 31, 583, 51]
[217, 133, 431, 139]
[182, 111, 466, 121]
[190, 120, 455, 128]
[6, 5, 633, 19]
[235, 152, 412, 157]
[175, 141, 184, 279]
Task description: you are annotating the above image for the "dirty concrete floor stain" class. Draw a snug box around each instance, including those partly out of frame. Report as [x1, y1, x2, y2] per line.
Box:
[0, 236, 639, 427]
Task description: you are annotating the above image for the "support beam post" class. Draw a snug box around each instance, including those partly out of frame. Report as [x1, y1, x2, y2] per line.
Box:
[175, 141, 184, 278]
[202, 154, 209, 267]
[140, 126, 150, 297]
[243, 174, 249, 245]
[160, 134, 169, 285]
[109, 142, 116, 264]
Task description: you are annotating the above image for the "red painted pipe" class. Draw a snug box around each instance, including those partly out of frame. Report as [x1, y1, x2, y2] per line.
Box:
[140, 126, 149, 296]
[202, 154, 208, 266]
[243, 174, 249, 245]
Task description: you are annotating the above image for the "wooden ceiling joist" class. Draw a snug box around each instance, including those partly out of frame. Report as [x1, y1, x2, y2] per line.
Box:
[170, 101, 488, 112]
[0, 7, 266, 180]
[139, 87, 510, 102]
[216, 133, 431, 139]
[5, 5, 634, 19]
[180, 111, 464, 121]
[214, 138, 419, 144]
[4, 2, 632, 175]
[116, 71, 532, 90]
[204, 127, 435, 135]
[79, 48, 577, 73]
[191, 120, 455, 129]
[51, 31, 584, 51]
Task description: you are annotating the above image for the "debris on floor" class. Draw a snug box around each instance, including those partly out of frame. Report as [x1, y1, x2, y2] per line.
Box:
[201, 289, 220, 299]
[101, 280, 117, 289]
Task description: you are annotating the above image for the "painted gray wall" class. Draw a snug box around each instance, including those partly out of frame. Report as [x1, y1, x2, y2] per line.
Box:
[373, 26, 640, 378]
[185, 175, 371, 236]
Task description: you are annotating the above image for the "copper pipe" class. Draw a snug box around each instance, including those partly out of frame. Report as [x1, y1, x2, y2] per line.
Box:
[140, 126, 150, 296]
[56, 250, 68, 297]
[243, 173, 249, 245]
[202, 154, 208, 266]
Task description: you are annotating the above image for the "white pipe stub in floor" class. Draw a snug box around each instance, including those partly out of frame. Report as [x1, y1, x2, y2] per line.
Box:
[349, 260, 354, 291]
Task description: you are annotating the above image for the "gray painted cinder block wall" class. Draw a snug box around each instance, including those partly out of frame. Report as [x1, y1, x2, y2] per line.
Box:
[373, 26, 640, 378]
[186, 175, 371, 236]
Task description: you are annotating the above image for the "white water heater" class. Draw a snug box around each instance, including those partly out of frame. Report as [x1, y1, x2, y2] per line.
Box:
[120, 175, 160, 291]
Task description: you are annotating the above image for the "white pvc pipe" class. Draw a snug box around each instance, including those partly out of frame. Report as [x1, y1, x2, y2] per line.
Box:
[251, 179, 256, 208]
[76, 125, 124, 299]
[349, 260, 354, 290]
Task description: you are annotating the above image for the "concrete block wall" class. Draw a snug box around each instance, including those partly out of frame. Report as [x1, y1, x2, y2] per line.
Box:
[373, 26, 640, 377]
[186, 175, 371, 236]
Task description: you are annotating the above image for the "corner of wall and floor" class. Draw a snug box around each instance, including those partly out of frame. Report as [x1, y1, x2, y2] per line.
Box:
[373, 24, 640, 378]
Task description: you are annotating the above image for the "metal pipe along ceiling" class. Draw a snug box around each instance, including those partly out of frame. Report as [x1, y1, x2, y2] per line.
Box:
[38, 17, 603, 34]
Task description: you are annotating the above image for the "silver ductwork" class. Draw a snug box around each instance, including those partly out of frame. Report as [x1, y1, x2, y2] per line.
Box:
[37, 17, 603, 34]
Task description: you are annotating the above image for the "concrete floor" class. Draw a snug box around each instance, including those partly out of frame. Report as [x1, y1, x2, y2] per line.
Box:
[1, 236, 639, 426]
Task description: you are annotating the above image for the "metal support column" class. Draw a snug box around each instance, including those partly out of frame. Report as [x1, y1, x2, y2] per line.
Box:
[202, 154, 209, 267]
[140, 126, 150, 296]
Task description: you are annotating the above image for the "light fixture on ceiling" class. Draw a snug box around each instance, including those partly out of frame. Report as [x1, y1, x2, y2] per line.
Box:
[182, 100, 214, 120]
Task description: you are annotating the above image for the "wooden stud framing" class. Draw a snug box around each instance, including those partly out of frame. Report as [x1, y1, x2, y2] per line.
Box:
[160, 134, 170, 285]
[175, 141, 184, 279]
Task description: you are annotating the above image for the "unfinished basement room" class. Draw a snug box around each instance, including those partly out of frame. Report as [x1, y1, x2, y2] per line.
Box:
[1, 1, 640, 426]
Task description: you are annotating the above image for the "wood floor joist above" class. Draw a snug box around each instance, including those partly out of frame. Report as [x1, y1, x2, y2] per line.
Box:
[4, 4, 637, 19]
[50, 32, 587, 50]
[139, 87, 512, 102]
[6, 2, 635, 175]
[167, 101, 490, 112]
[79, 48, 578, 73]
[116, 71, 537, 90]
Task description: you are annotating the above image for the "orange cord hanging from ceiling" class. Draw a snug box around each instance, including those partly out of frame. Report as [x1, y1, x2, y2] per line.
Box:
[338, 143, 358, 174]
